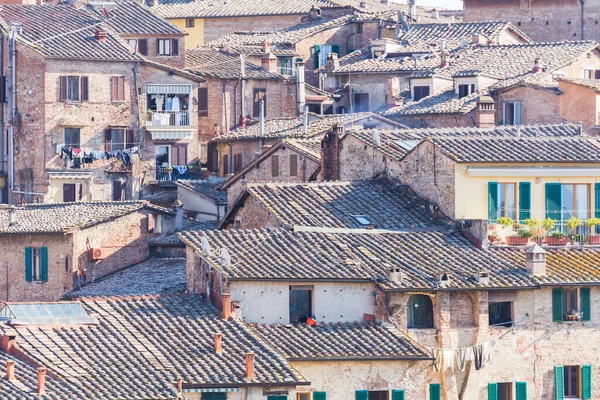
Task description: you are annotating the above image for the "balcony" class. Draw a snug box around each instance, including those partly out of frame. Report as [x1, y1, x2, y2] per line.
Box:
[146, 111, 196, 140]
[156, 166, 203, 182]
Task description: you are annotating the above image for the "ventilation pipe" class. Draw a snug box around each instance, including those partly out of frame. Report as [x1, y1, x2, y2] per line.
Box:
[5, 361, 15, 380]
[36, 367, 46, 396]
[244, 352, 255, 380]
[214, 333, 223, 353]
[296, 59, 306, 115]
[221, 293, 232, 320]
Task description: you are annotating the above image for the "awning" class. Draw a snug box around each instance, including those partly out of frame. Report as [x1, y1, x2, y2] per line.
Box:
[182, 388, 241, 393]
[146, 85, 191, 94]
[150, 131, 193, 141]
[48, 171, 93, 180]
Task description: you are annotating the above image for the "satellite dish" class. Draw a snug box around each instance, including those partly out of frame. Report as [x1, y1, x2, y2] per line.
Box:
[372, 129, 381, 148]
[220, 247, 231, 267]
[201, 236, 210, 256]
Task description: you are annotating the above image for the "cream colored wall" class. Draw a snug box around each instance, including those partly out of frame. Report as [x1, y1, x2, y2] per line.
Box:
[184, 386, 299, 400]
[48, 178, 91, 203]
[170, 18, 205, 48]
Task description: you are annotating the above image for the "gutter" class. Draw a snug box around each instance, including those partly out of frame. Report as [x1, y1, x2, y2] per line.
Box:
[288, 356, 435, 362]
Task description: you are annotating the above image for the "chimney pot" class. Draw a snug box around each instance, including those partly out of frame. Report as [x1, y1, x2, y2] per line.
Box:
[177, 377, 183, 393]
[37, 367, 46, 396]
[359, 1, 367, 8]
[261, 53, 278, 74]
[214, 332, 223, 353]
[95, 29, 107, 43]
[8, 206, 15, 226]
[0, 333, 17, 353]
[525, 245, 546, 275]
[262, 41, 271, 54]
[244, 352, 255, 380]
[5, 361, 15, 380]
[221, 293, 232, 320]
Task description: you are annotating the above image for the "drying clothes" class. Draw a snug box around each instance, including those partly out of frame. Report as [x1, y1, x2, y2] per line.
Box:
[72, 148, 82, 156]
[172, 165, 187, 175]
[166, 96, 173, 111]
[482, 340, 493, 363]
[431, 348, 442, 372]
[155, 95, 164, 112]
[455, 348, 469, 372]
[473, 344, 484, 370]
[83, 152, 94, 164]
[442, 350, 454, 371]
[171, 96, 181, 125]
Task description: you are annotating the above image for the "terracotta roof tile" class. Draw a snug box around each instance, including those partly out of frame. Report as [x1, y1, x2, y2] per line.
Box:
[92, 1, 185, 36]
[185, 48, 286, 79]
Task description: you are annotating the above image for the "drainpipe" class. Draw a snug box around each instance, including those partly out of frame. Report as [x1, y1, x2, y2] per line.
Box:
[580, 0, 585, 39]
[240, 54, 247, 118]
[227, 143, 233, 175]
[0, 32, 4, 204]
[7, 28, 15, 204]
[259, 99, 264, 151]
[295, 59, 306, 115]
[303, 105, 309, 135]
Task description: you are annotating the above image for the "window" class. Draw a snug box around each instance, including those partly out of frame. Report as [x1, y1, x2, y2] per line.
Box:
[233, 153, 242, 173]
[148, 214, 162, 234]
[353, 93, 369, 112]
[552, 288, 591, 322]
[356, 22, 364, 34]
[279, 58, 293, 76]
[458, 83, 476, 98]
[106, 129, 124, 151]
[367, 391, 388, 400]
[497, 183, 517, 220]
[290, 154, 298, 176]
[198, 87, 208, 117]
[407, 294, 434, 328]
[222, 154, 229, 175]
[63, 183, 77, 202]
[564, 366, 579, 398]
[156, 145, 170, 168]
[111, 76, 126, 102]
[271, 155, 279, 177]
[63, 128, 80, 149]
[112, 180, 125, 201]
[25, 247, 47, 283]
[488, 182, 531, 222]
[126, 39, 137, 51]
[138, 38, 148, 56]
[157, 38, 179, 56]
[546, 183, 590, 230]
[186, 18, 195, 28]
[489, 302, 513, 327]
[497, 383, 512, 400]
[555, 365, 592, 399]
[583, 69, 600, 79]
[59, 76, 88, 102]
[413, 85, 430, 101]
[502, 102, 521, 125]
[298, 394, 310, 400]
[289, 285, 312, 323]
[253, 89, 267, 118]
[489, 382, 527, 400]
[352, 215, 371, 226]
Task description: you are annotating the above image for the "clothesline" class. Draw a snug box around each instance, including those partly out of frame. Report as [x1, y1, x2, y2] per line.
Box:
[415, 317, 528, 340]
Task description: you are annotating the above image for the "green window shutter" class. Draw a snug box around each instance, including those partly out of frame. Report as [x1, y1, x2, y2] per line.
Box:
[25, 247, 32, 282]
[581, 288, 591, 321]
[356, 390, 368, 400]
[555, 365, 565, 400]
[266, 397, 287, 400]
[332, 44, 340, 56]
[314, 45, 321, 69]
[314, 392, 327, 400]
[391, 390, 404, 400]
[488, 383, 498, 400]
[582, 365, 592, 399]
[516, 382, 527, 400]
[40, 247, 48, 282]
[552, 288, 564, 322]
[488, 182, 498, 220]
[430, 384, 441, 400]
[595, 183, 600, 218]
[519, 182, 531, 222]
[546, 183, 562, 221]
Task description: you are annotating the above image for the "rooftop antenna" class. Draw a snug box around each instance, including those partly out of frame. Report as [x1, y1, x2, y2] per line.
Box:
[220, 247, 231, 267]
[201, 236, 210, 256]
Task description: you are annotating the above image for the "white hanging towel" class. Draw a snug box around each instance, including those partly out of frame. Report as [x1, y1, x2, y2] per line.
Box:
[171, 96, 181, 125]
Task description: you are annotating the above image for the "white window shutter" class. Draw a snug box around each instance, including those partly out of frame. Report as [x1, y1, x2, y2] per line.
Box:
[514, 102, 522, 125]
[502, 103, 507, 126]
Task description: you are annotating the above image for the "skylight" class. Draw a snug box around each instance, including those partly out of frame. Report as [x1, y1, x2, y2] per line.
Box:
[0, 302, 97, 326]
[352, 215, 372, 226]
[395, 140, 420, 151]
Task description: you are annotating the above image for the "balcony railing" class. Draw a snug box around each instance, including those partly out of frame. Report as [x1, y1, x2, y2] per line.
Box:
[146, 111, 194, 128]
[156, 166, 203, 182]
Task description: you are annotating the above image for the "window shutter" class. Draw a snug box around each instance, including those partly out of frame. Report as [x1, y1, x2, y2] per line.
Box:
[595, 70, 600, 79]
[595, 183, 600, 231]
[0, 76, 6, 103]
[332, 44, 340, 56]
[581, 288, 591, 321]
[271, 155, 279, 177]
[125, 129, 134, 149]
[514, 102, 521, 124]
[488, 383, 498, 400]
[502, 103, 507, 125]
[430, 383, 441, 400]
[156, 38, 161, 55]
[25, 247, 32, 282]
[314, 44, 321, 69]
[81, 76, 89, 101]
[198, 87, 208, 117]
[138, 38, 148, 55]
[313, 392, 326, 400]
[516, 382, 527, 400]
[582, 365, 592, 399]
[172, 39, 179, 56]
[488, 182, 498, 220]
[59, 76, 67, 101]
[104, 128, 112, 152]
[290, 154, 298, 176]
[552, 288, 563, 322]
[355, 390, 368, 400]
[391, 390, 404, 400]
[519, 182, 531, 222]
[223, 154, 229, 175]
[554, 366, 565, 400]
[546, 183, 562, 221]
[148, 214, 155, 233]
[118, 76, 125, 101]
[40, 247, 48, 282]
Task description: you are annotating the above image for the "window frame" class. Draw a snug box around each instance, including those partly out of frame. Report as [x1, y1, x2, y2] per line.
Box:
[560, 183, 590, 222]
[458, 83, 476, 99]
[67, 76, 80, 102]
[289, 285, 313, 324]
[407, 294, 434, 329]
[157, 38, 179, 56]
[63, 127, 81, 149]
[564, 365, 580, 398]
[31, 247, 42, 282]
[497, 382, 513, 400]
[109, 128, 125, 151]
[488, 301, 513, 328]
[413, 85, 430, 101]
[502, 102, 521, 125]
[497, 182, 517, 220]
[127, 39, 137, 51]
[279, 58, 294, 76]
[185, 18, 195, 28]
[562, 288, 580, 318]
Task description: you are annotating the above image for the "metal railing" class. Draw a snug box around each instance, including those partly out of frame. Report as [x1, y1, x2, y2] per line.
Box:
[156, 166, 203, 182]
[146, 111, 193, 127]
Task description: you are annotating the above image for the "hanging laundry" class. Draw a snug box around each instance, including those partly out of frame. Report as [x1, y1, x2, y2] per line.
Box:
[473, 344, 484, 370]
[91, 151, 106, 160]
[172, 165, 187, 175]
[83, 152, 94, 164]
[166, 95, 173, 111]
[72, 148, 82, 156]
[155, 94, 164, 112]
[171, 96, 181, 125]
[482, 340, 493, 363]
[442, 350, 454, 371]
[432, 348, 442, 372]
[455, 348, 469, 372]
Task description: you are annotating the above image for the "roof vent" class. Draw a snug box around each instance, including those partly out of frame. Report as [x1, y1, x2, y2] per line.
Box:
[526, 245, 546, 276]
[5, 361, 15, 380]
[359, 1, 367, 8]
[387, 266, 404, 284]
[220, 247, 231, 267]
[533, 57, 542, 72]
[36, 367, 46, 396]
[437, 272, 451, 288]
[214, 332, 223, 353]
[475, 271, 490, 285]
[244, 352, 255, 380]
[201, 236, 210, 256]
[372, 129, 381, 148]
[95, 29, 107, 43]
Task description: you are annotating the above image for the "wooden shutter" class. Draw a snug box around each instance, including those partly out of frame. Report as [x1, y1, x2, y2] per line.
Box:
[40, 247, 48, 282]
[580, 288, 591, 321]
[595, 70, 600, 79]
[554, 365, 565, 400]
[148, 214, 155, 233]
[125, 129, 134, 149]
[118, 76, 125, 102]
[25, 247, 32, 282]
[355, 390, 368, 400]
[582, 365, 592, 399]
[430, 383, 441, 400]
[332, 44, 340, 56]
[173, 144, 187, 165]
[0, 76, 6, 103]
[198, 87, 208, 117]
[552, 288, 563, 322]
[223, 154, 229, 175]
[172, 39, 179, 56]
[313, 393, 327, 400]
[488, 383, 498, 400]
[59, 76, 68, 101]
[156, 38, 161, 55]
[514, 102, 521, 124]
[138, 38, 148, 55]
[595, 183, 600, 232]
[271, 155, 279, 177]
[81, 76, 89, 101]
[546, 183, 562, 221]
[516, 382, 527, 400]
[104, 128, 112, 151]
[290, 154, 298, 176]
[314, 44, 321, 69]
[233, 153, 242, 173]
[488, 182, 498, 220]
[519, 182, 531, 222]
[391, 390, 404, 400]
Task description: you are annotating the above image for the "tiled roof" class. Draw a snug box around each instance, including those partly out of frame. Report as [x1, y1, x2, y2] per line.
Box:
[0, 201, 170, 234]
[333, 44, 442, 73]
[185, 48, 285, 79]
[251, 322, 432, 360]
[149, 220, 220, 247]
[557, 77, 600, 92]
[0, 5, 139, 61]
[151, 0, 339, 20]
[178, 228, 538, 289]
[428, 136, 600, 163]
[91, 1, 185, 36]
[284, 138, 322, 161]
[243, 180, 445, 230]
[176, 178, 228, 204]
[399, 21, 529, 46]
[0, 295, 305, 399]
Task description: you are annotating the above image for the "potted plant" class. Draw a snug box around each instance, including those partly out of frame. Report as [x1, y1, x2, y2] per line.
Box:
[524, 217, 543, 244]
[506, 227, 532, 246]
[497, 217, 514, 229]
[487, 231, 499, 245]
[565, 310, 583, 321]
[567, 217, 583, 244]
[542, 217, 556, 232]
[547, 230, 568, 246]
[586, 217, 600, 244]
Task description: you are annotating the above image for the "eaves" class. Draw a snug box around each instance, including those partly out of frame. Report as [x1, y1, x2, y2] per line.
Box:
[379, 284, 540, 292]
[288, 355, 435, 362]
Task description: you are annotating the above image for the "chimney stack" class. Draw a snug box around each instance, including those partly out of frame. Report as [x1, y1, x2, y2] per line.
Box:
[0, 332, 17, 353]
[244, 352, 255, 380]
[262, 53, 278, 74]
[359, 1, 367, 8]
[440, 52, 450, 67]
[296, 59, 306, 114]
[387, 266, 404, 284]
[262, 41, 271, 54]
[221, 293, 232, 320]
[320, 125, 342, 181]
[8, 206, 15, 226]
[37, 367, 46, 396]
[214, 333, 223, 353]
[526, 245, 546, 275]
[475, 96, 496, 128]
[173, 199, 184, 232]
[95, 29, 107, 43]
[5, 361, 15, 380]
[177, 377, 183, 393]
[533, 57, 542, 73]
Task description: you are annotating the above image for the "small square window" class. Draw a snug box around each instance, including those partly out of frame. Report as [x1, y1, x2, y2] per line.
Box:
[186, 18, 195, 28]
[351, 215, 371, 226]
[489, 302, 513, 327]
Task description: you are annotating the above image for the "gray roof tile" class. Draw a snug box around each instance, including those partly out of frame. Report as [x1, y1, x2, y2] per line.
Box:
[185, 48, 285, 79]
[176, 178, 228, 204]
[97, 1, 185, 36]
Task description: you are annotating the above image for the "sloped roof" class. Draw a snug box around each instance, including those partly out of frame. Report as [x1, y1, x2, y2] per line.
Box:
[284, 138, 323, 161]
[176, 178, 228, 204]
[91, 1, 185, 36]
[185, 48, 285, 79]
[557, 77, 600, 92]
[333, 43, 442, 73]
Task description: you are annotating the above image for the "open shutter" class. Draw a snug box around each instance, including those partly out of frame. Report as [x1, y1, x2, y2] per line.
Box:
[488, 383, 498, 400]
[514, 102, 521, 124]
[546, 183, 562, 221]
[156, 38, 161, 55]
[81, 76, 89, 101]
[314, 44, 321, 69]
[138, 38, 148, 56]
[313, 392, 326, 400]
[582, 365, 592, 399]
[355, 390, 368, 400]
[271, 155, 279, 177]
[125, 129, 134, 149]
[59, 76, 67, 101]
[581, 288, 591, 321]
[391, 390, 404, 400]
[290, 154, 298, 176]
[552, 288, 563, 322]
[172, 39, 179, 56]
[519, 182, 531, 222]
[430, 384, 441, 400]
[198, 87, 208, 117]
[25, 247, 32, 282]
[554, 366, 565, 400]
[488, 182, 498, 220]
[222, 154, 229, 175]
[40, 247, 48, 282]
[104, 128, 112, 152]
[332, 44, 340, 56]
[516, 382, 527, 400]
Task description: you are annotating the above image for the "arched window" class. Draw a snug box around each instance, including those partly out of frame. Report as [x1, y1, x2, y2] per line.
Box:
[408, 294, 434, 328]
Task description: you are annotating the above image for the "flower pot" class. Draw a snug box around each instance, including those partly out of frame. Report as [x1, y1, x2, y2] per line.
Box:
[506, 236, 529, 246]
[487, 235, 498, 244]
[565, 314, 580, 321]
[588, 235, 600, 244]
[546, 237, 568, 246]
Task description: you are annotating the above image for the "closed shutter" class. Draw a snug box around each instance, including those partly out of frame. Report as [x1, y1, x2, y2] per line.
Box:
[223, 154, 229, 175]
[546, 183, 562, 220]
[271, 155, 279, 177]
[59, 76, 68, 101]
[514, 102, 521, 124]
[156, 38, 161, 55]
[313, 392, 326, 400]
[81, 76, 89, 101]
[173, 145, 188, 165]
[104, 128, 112, 151]
[519, 182, 531, 222]
[233, 153, 242, 173]
[0, 76, 6, 103]
[172, 39, 179, 56]
[40, 247, 48, 282]
[118, 76, 125, 101]
[488, 182, 498, 220]
[332, 44, 340, 56]
[25, 247, 32, 282]
[552, 288, 563, 322]
[148, 214, 155, 233]
[198, 87, 208, 117]
[554, 366, 565, 400]
[488, 383, 498, 400]
[581, 288, 591, 321]
[391, 390, 404, 400]
[355, 390, 368, 400]
[138, 38, 148, 55]
[516, 382, 527, 400]
[314, 44, 321, 69]
[430, 383, 441, 400]
[125, 129, 134, 149]
[290, 154, 298, 176]
[582, 365, 592, 399]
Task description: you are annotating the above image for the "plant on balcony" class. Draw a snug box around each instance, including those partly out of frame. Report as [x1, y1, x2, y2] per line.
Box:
[524, 218, 544, 243]
[146, 109, 152, 120]
[547, 230, 568, 246]
[542, 217, 556, 231]
[586, 217, 600, 244]
[506, 226, 532, 246]
[487, 230, 499, 245]
[567, 217, 583, 244]
[565, 310, 583, 321]
[497, 217, 514, 229]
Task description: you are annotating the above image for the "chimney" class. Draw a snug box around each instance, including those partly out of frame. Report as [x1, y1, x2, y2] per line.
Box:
[37, 367, 46, 396]
[214, 332, 223, 353]
[221, 293, 232, 320]
[8, 206, 15, 226]
[0, 332, 17, 354]
[440, 52, 450, 67]
[471, 34, 487, 46]
[177, 377, 183, 394]
[526, 245, 546, 275]
[261, 53, 278, 74]
[475, 96, 496, 128]
[475, 271, 490, 285]
[296, 59, 306, 114]
[95, 29, 107, 43]
[244, 352, 255, 380]
[173, 199, 184, 232]
[437, 272, 451, 288]
[5, 361, 15, 380]
[325, 53, 339, 72]
[432, 9, 439, 20]
[262, 41, 271, 54]
[380, 0, 389, 5]
[387, 266, 404, 284]
[320, 125, 342, 180]
[533, 57, 542, 73]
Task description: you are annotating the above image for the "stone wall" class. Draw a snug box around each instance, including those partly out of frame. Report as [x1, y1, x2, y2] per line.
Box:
[225, 195, 281, 230]
[339, 134, 403, 180]
[203, 15, 307, 44]
[495, 86, 562, 126]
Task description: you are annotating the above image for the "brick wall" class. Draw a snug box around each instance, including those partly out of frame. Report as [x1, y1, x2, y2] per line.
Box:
[203, 15, 306, 44]
[339, 134, 403, 180]
[122, 34, 186, 69]
[225, 195, 281, 230]
[496, 85, 562, 126]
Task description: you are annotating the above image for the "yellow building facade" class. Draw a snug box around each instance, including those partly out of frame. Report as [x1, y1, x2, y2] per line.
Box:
[169, 18, 204, 48]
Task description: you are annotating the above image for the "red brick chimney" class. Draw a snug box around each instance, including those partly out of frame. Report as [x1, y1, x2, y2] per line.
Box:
[244, 352, 255, 380]
[221, 293, 232, 320]
[214, 333, 223, 353]
[533, 57, 542, 73]
[95, 29, 108, 43]
[320, 125, 342, 180]
[440, 52, 450, 67]
[475, 96, 496, 128]
[5, 361, 15, 380]
[262, 53, 278, 73]
[177, 377, 183, 393]
[37, 367, 46, 396]
[262, 41, 271, 54]
[0, 332, 17, 354]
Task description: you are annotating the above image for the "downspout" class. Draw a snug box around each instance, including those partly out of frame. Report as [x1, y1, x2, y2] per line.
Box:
[227, 143, 233, 175]
[259, 99, 264, 151]
[222, 81, 228, 132]
[240, 54, 247, 118]
[580, 0, 585, 39]
[0, 31, 4, 203]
